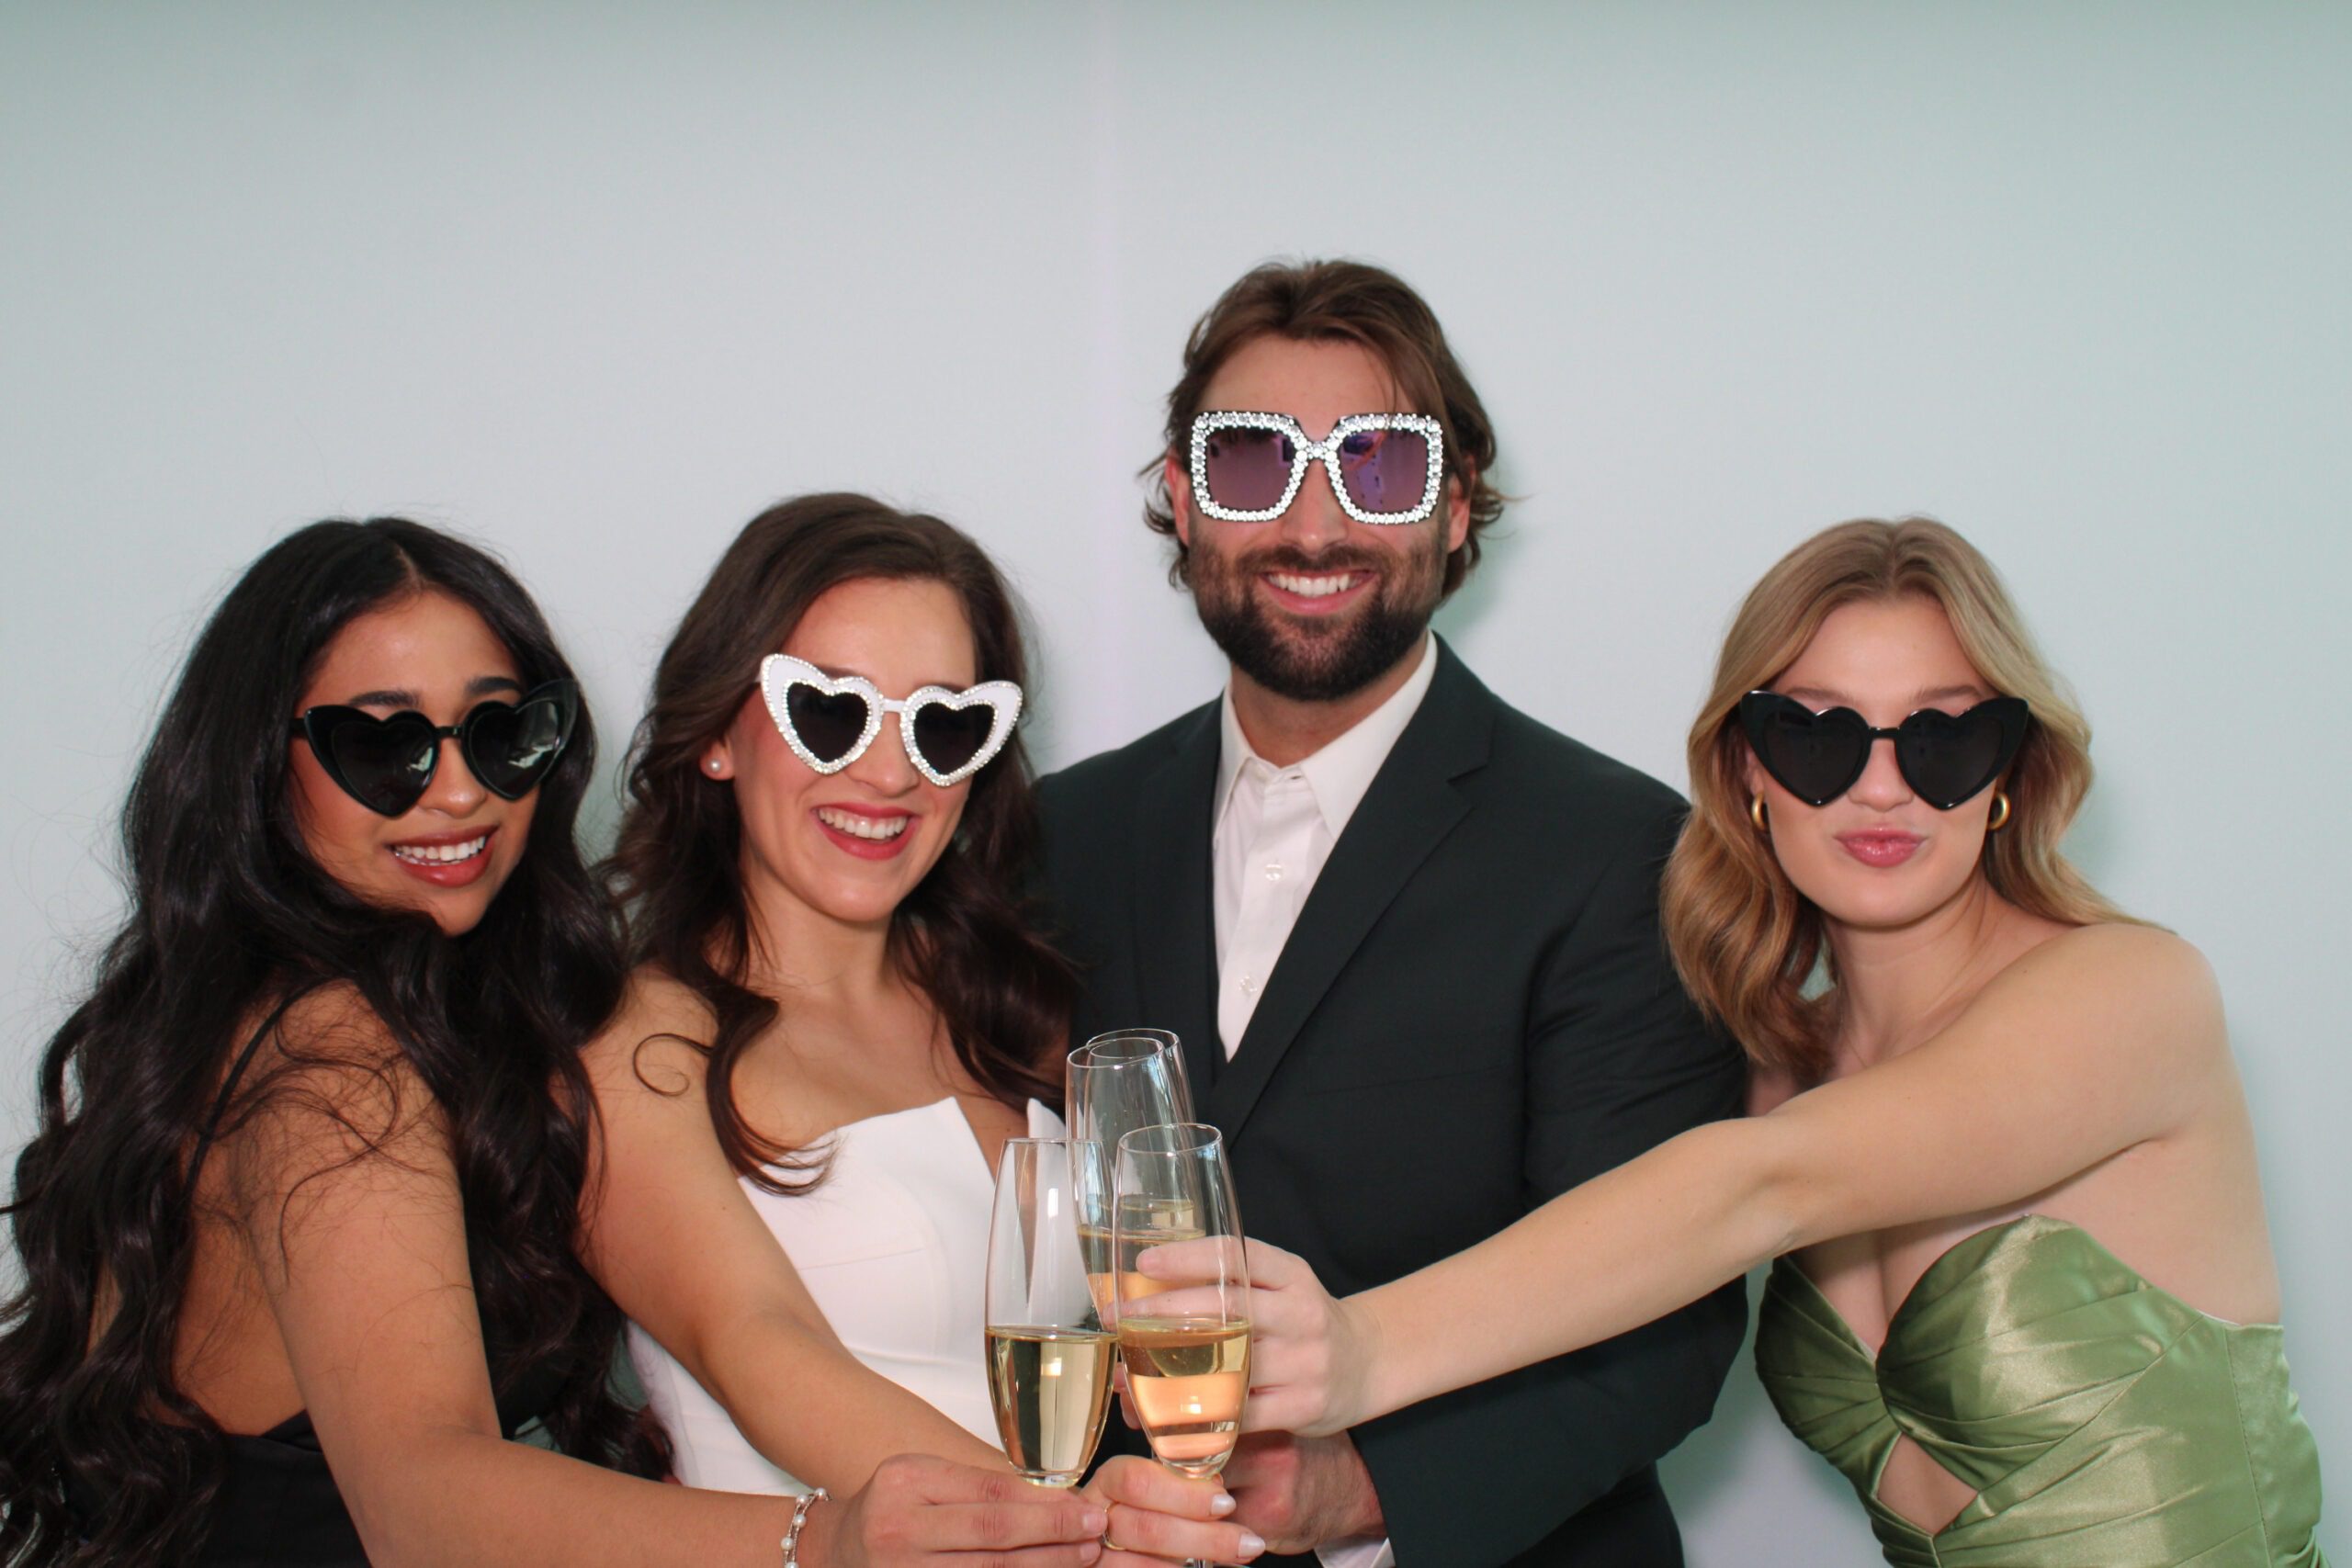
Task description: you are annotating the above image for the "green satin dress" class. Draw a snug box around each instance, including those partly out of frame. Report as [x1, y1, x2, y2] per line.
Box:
[1755, 1214, 2327, 1566]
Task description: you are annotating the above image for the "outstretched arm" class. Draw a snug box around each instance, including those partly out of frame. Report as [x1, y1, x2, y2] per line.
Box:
[1322, 801, 1747, 1562]
[1238, 924, 2224, 1438]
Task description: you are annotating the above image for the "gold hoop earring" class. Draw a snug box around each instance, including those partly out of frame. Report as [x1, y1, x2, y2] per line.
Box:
[1749, 793, 1768, 834]
[1986, 790, 2012, 831]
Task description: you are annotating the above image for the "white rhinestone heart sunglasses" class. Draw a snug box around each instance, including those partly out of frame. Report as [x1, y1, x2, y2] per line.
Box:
[758, 655, 1023, 787]
[1188, 411, 1446, 525]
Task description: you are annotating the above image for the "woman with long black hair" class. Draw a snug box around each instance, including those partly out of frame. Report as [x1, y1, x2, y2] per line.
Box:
[0, 518, 1126, 1566]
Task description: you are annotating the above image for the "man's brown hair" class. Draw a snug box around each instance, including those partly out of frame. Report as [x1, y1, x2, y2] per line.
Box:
[1143, 258, 1505, 596]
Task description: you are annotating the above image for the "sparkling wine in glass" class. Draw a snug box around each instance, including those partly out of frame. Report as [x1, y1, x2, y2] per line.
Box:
[1113, 1122, 1250, 1481]
[1066, 1030, 1195, 1319]
[983, 1138, 1116, 1486]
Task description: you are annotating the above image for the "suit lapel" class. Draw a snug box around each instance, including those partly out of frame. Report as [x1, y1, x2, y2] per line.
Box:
[1205, 643, 1496, 1139]
[1127, 701, 1224, 1096]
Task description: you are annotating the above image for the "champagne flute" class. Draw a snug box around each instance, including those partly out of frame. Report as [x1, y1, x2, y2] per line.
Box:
[983, 1138, 1117, 1487]
[1066, 1029, 1194, 1144]
[1113, 1122, 1250, 1484]
[1066, 1030, 1195, 1317]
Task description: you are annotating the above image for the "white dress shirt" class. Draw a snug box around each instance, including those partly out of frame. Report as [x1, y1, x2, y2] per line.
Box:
[1213, 635, 1438, 1057]
[1209, 635, 1436, 1568]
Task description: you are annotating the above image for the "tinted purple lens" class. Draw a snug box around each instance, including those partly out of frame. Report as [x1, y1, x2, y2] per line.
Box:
[1336, 428, 1431, 515]
[1202, 426, 1295, 513]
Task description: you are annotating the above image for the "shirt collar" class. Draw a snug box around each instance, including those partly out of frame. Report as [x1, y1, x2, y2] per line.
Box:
[1214, 634, 1441, 838]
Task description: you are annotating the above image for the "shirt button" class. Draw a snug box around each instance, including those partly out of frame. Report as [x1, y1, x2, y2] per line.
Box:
[1239, 974, 1260, 995]
[1264, 863, 1283, 881]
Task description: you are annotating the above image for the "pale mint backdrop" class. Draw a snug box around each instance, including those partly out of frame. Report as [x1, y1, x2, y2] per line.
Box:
[3, 6, 2344, 1562]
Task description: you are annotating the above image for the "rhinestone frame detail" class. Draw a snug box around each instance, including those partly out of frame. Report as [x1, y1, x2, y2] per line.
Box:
[757, 654, 1023, 787]
[1188, 410, 1446, 525]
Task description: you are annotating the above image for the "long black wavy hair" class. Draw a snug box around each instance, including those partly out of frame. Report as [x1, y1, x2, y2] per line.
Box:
[607, 493, 1075, 1189]
[0, 518, 666, 1566]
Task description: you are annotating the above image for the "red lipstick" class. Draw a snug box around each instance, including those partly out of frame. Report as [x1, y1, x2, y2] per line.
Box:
[812, 805, 917, 862]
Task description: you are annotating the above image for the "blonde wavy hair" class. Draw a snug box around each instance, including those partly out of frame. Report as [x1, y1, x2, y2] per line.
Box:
[1661, 517, 2133, 1081]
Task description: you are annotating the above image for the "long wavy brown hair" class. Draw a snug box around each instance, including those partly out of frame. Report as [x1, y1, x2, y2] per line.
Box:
[1662, 517, 2133, 1082]
[605, 493, 1072, 1190]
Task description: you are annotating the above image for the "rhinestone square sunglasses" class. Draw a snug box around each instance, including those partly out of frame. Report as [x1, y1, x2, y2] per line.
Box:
[1188, 411, 1446, 525]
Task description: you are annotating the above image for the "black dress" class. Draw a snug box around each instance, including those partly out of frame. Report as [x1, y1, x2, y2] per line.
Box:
[66, 992, 569, 1566]
[76, 1383, 562, 1567]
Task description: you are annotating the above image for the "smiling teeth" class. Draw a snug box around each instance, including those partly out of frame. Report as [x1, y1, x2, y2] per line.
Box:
[391, 835, 488, 864]
[1270, 572, 1357, 598]
[817, 807, 909, 840]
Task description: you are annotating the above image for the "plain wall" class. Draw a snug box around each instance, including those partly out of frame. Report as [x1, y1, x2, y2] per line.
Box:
[4, 5, 2344, 1562]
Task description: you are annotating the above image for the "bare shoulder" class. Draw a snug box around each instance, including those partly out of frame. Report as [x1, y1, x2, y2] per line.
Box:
[219, 981, 448, 1219]
[274, 978, 395, 1052]
[1993, 922, 2218, 1007]
[1970, 922, 2226, 1069]
[582, 966, 719, 1103]
[249, 981, 430, 1126]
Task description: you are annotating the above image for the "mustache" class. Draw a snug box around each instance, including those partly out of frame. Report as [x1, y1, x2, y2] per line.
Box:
[1226, 545, 1388, 576]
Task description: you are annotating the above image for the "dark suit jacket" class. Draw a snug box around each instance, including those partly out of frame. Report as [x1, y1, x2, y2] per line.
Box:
[1035, 639, 1747, 1567]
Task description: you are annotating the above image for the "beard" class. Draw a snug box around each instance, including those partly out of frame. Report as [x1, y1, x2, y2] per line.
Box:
[1183, 528, 1447, 703]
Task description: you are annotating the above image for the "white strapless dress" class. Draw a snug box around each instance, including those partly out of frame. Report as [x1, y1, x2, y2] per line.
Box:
[628, 1096, 1062, 1495]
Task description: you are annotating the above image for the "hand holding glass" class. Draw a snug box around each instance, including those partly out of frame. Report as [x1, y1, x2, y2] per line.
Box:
[1114, 1122, 1251, 1479]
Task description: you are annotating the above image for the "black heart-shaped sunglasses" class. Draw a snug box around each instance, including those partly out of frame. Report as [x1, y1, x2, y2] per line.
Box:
[289, 681, 578, 817]
[1738, 690, 2030, 810]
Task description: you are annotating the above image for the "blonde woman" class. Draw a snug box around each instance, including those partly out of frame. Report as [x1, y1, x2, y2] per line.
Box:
[1191, 519, 2327, 1565]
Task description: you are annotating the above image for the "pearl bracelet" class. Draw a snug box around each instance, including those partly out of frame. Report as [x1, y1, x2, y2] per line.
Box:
[782, 1486, 829, 1568]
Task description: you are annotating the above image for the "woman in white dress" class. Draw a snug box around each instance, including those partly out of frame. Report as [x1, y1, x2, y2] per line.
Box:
[582, 494, 1260, 1567]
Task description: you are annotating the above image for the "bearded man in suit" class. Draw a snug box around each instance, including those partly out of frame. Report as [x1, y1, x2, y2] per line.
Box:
[1037, 259, 1746, 1567]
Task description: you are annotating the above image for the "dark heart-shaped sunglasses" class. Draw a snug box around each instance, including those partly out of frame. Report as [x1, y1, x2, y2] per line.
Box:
[1738, 690, 2030, 810]
[290, 681, 579, 817]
